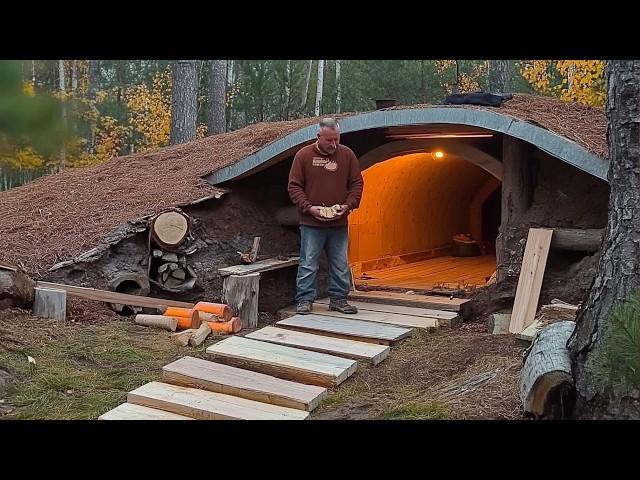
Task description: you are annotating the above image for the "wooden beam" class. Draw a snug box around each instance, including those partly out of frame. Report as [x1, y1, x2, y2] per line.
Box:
[218, 257, 299, 277]
[206, 336, 358, 387]
[509, 228, 554, 334]
[222, 273, 259, 329]
[162, 356, 327, 411]
[128, 381, 310, 420]
[36, 281, 194, 310]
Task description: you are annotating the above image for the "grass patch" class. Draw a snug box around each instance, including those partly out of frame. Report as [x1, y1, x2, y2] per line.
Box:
[378, 401, 450, 420]
[0, 319, 203, 419]
[321, 379, 369, 408]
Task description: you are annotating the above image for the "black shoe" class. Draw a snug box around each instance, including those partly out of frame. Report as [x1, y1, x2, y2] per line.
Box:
[329, 298, 358, 314]
[296, 300, 313, 315]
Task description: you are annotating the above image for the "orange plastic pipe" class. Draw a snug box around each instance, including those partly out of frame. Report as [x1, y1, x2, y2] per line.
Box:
[194, 302, 233, 322]
[164, 307, 201, 329]
[207, 317, 241, 334]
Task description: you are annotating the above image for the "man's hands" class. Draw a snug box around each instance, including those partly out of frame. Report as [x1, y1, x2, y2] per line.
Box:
[308, 204, 350, 221]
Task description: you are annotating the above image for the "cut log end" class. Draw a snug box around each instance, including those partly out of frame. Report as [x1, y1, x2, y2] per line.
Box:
[151, 210, 190, 249]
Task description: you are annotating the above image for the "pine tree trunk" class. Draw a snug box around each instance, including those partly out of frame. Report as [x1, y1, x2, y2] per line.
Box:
[283, 60, 291, 120]
[207, 60, 227, 135]
[335, 60, 342, 113]
[488, 60, 511, 94]
[170, 60, 199, 145]
[88, 60, 99, 154]
[315, 60, 325, 116]
[568, 60, 640, 419]
[452, 60, 460, 94]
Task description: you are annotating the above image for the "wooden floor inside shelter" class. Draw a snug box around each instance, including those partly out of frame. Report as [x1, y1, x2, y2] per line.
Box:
[355, 255, 496, 291]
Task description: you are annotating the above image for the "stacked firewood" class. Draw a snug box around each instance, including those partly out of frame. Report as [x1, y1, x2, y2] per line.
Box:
[153, 249, 196, 289]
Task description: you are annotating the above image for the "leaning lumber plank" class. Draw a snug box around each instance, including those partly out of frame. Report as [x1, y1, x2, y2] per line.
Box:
[36, 281, 194, 310]
[206, 336, 357, 387]
[128, 381, 309, 420]
[520, 321, 576, 418]
[162, 356, 327, 411]
[246, 326, 390, 365]
[218, 257, 300, 277]
[291, 302, 441, 329]
[509, 228, 554, 334]
[276, 314, 412, 345]
[98, 402, 193, 420]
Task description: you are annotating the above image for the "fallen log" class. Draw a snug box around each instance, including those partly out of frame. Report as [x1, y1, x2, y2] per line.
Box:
[134, 314, 178, 331]
[189, 321, 212, 347]
[0, 265, 36, 309]
[551, 228, 604, 253]
[170, 329, 197, 347]
[519, 321, 576, 419]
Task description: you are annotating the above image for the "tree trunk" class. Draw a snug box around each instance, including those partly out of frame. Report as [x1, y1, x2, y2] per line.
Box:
[58, 60, 66, 172]
[170, 60, 199, 145]
[315, 60, 325, 116]
[88, 60, 99, 154]
[207, 60, 227, 135]
[283, 60, 291, 120]
[71, 60, 77, 94]
[335, 60, 342, 113]
[452, 60, 460, 94]
[301, 60, 313, 110]
[0, 265, 35, 309]
[488, 60, 511, 94]
[568, 60, 640, 419]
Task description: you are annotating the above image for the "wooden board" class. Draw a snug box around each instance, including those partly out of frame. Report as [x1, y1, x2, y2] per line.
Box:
[36, 281, 194, 310]
[128, 381, 309, 420]
[218, 257, 299, 277]
[281, 303, 438, 330]
[316, 297, 458, 321]
[205, 336, 357, 387]
[277, 314, 413, 345]
[515, 319, 543, 343]
[222, 273, 259, 328]
[98, 402, 194, 420]
[348, 290, 469, 312]
[509, 229, 554, 334]
[246, 326, 390, 365]
[162, 356, 327, 411]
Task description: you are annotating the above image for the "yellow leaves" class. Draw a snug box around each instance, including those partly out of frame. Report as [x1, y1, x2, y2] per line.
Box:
[5, 147, 45, 169]
[124, 68, 172, 151]
[22, 82, 35, 96]
[196, 123, 207, 139]
[520, 60, 605, 108]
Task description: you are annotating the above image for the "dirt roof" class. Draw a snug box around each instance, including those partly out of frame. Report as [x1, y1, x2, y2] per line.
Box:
[0, 94, 606, 275]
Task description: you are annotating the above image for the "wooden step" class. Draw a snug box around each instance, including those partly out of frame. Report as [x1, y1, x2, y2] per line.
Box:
[128, 381, 310, 420]
[316, 297, 458, 322]
[276, 314, 413, 345]
[349, 290, 470, 313]
[98, 402, 194, 420]
[162, 356, 327, 411]
[246, 326, 390, 365]
[205, 336, 357, 387]
[284, 301, 446, 329]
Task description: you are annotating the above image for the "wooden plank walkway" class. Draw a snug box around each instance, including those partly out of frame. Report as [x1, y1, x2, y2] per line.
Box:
[162, 356, 327, 411]
[246, 326, 390, 365]
[206, 336, 358, 387]
[128, 381, 310, 420]
[277, 314, 413, 345]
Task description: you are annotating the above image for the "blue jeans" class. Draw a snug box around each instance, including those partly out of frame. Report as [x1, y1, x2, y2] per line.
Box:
[296, 225, 352, 303]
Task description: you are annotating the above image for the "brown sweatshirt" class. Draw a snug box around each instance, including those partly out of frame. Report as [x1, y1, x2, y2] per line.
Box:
[288, 142, 364, 227]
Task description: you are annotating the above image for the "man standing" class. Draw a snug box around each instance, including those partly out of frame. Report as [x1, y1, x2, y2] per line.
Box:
[288, 118, 364, 315]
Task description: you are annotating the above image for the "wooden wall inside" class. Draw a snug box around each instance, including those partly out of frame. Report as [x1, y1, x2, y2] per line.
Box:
[348, 152, 493, 265]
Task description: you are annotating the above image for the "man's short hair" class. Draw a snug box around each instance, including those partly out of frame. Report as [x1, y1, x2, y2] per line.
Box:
[319, 117, 340, 131]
